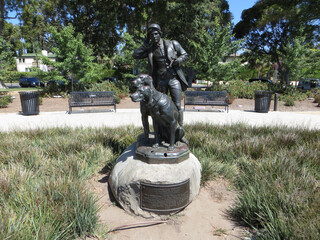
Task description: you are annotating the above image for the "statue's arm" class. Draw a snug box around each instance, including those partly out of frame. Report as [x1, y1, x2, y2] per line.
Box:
[172, 40, 188, 66]
[132, 40, 150, 59]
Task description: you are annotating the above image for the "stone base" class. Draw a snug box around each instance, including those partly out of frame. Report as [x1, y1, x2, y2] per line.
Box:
[108, 143, 202, 218]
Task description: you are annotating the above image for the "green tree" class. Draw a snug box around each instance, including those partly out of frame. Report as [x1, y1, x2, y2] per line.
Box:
[190, 17, 242, 81]
[114, 31, 148, 81]
[279, 36, 310, 82]
[233, 0, 320, 85]
[45, 0, 124, 57]
[0, 0, 23, 35]
[123, 0, 237, 80]
[241, 50, 273, 79]
[1, 21, 23, 55]
[0, 36, 16, 82]
[303, 47, 320, 78]
[44, 25, 95, 83]
[19, 0, 48, 67]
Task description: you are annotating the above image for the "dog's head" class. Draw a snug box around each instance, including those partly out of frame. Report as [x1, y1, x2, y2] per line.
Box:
[130, 74, 155, 103]
[130, 85, 152, 103]
[131, 74, 154, 90]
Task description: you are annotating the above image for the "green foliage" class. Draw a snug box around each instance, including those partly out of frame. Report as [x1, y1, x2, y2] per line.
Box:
[82, 64, 115, 84]
[3, 0, 239, 84]
[185, 123, 320, 239]
[44, 24, 95, 82]
[236, 66, 258, 81]
[280, 36, 310, 82]
[0, 124, 319, 239]
[210, 80, 269, 99]
[234, 0, 320, 85]
[189, 17, 243, 81]
[302, 48, 320, 79]
[0, 37, 16, 81]
[20, 0, 46, 53]
[314, 94, 320, 104]
[114, 31, 147, 80]
[275, 85, 311, 101]
[210, 79, 315, 101]
[85, 81, 130, 104]
[241, 50, 274, 79]
[1, 21, 24, 56]
[0, 126, 140, 239]
[282, 95, 295, 106]
[0, 94, 13, 108]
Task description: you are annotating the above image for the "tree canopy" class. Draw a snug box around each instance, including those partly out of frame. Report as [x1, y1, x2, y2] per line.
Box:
[4, 0, 319, 83]
[233, 0, 320, 84]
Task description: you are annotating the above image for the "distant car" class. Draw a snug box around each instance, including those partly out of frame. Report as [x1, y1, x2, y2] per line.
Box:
[19, 77, 44, 87]
[249, 78, 274, 84]
[297, 78, 320, 90]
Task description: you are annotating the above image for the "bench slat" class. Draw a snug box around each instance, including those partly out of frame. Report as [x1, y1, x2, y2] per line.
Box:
[184, 91, 229, 112]
[68, 91, 116, 113]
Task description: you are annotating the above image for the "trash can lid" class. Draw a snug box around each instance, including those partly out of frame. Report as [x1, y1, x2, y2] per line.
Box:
[19, 91, 40, 94]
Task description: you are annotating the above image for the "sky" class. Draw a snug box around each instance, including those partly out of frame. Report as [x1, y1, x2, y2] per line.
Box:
[228, 0, 257, 25]
[7, 0, 258, 26]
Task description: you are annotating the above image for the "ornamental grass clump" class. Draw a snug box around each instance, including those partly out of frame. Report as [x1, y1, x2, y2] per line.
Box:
[0, 124, 319, 240]
[314, 94, 320, 106]
[185, 124, 319, 240]
[0, 126, 139, 239]
[0, 94, 13, 108]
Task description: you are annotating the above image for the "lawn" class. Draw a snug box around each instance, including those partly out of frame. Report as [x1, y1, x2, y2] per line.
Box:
[0, 87, 40, 92]
[0, 124, 319, 239]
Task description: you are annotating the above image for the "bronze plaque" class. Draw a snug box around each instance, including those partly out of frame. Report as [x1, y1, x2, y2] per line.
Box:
[140, 179, 190, 213]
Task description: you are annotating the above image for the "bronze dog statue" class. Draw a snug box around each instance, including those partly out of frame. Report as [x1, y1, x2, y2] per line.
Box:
[130, 74, 186, 151]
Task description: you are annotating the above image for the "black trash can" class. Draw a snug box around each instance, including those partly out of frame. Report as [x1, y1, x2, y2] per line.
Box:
[254, 91, 272, 113]
[19, 91, 40, 115]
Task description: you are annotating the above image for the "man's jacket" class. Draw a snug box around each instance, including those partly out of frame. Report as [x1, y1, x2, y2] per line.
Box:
[132, 39, 188, 91]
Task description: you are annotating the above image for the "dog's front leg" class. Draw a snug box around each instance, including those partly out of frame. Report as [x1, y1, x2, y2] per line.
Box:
[141, 114, 149, 144]
[152, 119, 160, 148]
[168, 121, 176, 151]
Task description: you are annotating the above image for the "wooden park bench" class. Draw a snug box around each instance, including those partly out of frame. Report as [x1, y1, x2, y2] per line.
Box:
[184, 91, 229, 112]
[68, 91, 116, 114]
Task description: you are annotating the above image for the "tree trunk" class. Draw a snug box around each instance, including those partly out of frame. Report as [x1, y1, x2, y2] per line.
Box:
[273, 70, 278, 83]
[0, 0, 5, 35]
[0, 81, 7, 89]
[284, 71, 290, 86]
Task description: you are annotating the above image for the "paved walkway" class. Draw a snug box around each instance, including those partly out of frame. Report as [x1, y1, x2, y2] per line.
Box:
[1, 109, 319, 132]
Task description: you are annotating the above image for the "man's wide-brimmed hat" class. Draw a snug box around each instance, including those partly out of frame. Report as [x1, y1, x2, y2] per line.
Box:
[147, 23, 162, 36]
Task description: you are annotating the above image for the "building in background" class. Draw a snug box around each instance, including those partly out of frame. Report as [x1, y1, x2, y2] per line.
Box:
[16, 50, 56, 72]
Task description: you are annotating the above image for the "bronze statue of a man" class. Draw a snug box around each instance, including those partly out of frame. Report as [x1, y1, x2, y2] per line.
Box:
[132, 23, 188, 127]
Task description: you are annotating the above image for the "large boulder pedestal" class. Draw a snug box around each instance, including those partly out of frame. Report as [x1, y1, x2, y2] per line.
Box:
[109, 134, 202, 218]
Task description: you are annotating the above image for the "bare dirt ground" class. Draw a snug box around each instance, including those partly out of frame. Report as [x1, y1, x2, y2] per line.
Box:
[1, 91, 319, 113]
[88, 175, 248, 240]
[1, 91, 319, 240]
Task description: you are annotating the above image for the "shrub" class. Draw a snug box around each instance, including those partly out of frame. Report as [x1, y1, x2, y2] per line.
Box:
[210, 80, 315, 103]
[283, 95, 295, 106]
[209, 80, 269, 99]
[313, 94, 320, 104]
[0, 94, 13, 108]
[86, 81, 130, 103]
